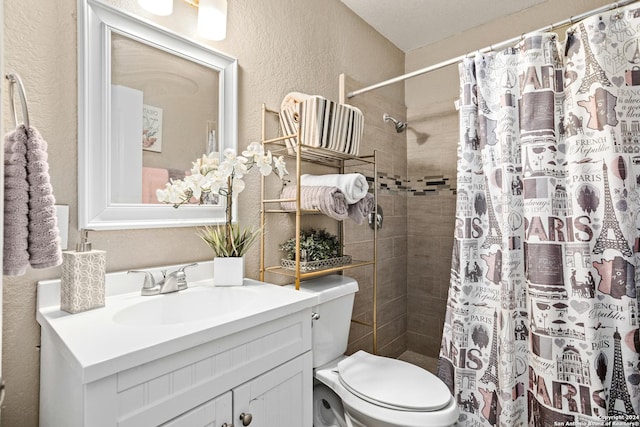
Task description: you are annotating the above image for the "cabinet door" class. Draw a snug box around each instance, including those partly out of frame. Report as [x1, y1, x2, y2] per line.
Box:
[233, 352, 312, 427]
[161, 391, 232, 427]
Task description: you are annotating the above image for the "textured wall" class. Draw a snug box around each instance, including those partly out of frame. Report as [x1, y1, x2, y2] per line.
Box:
[1, 0, 404, 425]
[404, 0, 613, 357]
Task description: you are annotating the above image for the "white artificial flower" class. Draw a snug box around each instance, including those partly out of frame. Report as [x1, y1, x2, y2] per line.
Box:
[223, 149, 248, 176]
[197, 152, 219, 174]
[216, 159, 234, 179]
[157, 180, 191, 204]
[273, 155, 288, 178]
[210, 173, 227, 194]
[256, 150, 274, 176]
[232, 177, 246, 194]
[242, 142, 273, 176]
[156, 187, 169, 203]
[223, 148, 239, 162]
[156, 145, 287, 207]
[234, 158, 249, 177]
[184, 173, 211, 200]
[242, 142, 264, 160]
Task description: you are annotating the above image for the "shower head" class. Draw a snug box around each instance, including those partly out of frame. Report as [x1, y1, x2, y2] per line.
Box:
[383, 113, 408, 133]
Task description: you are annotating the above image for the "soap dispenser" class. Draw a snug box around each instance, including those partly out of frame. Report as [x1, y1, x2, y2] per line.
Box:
[60, 229, 106, 314]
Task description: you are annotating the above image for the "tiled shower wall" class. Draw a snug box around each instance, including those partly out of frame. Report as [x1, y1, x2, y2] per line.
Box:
[341, 76, 454, 360]
[342, 76, 409, 358]
[406, 101, 458, 357]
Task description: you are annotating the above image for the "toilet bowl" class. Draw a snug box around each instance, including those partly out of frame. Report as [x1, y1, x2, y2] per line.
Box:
[292, 275, 459, 427]
[314, 352, 459, 427]
[313, 382, 346, 427]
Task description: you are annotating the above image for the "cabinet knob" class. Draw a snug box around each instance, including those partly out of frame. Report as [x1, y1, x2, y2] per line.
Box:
[221, 424, 233, 427]
[239, 412, 253, 426]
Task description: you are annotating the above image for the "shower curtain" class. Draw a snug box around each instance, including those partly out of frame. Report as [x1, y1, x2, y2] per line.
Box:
[439, 5, 640, 426]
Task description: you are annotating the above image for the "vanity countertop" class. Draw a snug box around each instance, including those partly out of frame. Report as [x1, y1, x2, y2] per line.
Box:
[37, 261, 316, 384]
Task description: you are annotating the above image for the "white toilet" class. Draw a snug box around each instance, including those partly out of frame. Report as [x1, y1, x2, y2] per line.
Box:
[294, 275, 459, 427]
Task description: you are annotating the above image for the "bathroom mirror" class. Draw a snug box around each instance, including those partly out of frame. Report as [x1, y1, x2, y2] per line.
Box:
[78, 0, 237, 229]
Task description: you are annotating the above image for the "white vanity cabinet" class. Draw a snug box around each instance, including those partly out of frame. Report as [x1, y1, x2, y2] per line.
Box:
[162, 391, 232, 426]
[37, 267, 317, 427]
[162, 354, 311, 427]
[232, 353, 311, 427]
[40, 309, 312, 427]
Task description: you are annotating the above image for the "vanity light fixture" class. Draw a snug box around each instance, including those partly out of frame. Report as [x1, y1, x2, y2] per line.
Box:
[137, 0, 173, 16]
[137, 0, 228, 41]
[195, 0, 227, 41]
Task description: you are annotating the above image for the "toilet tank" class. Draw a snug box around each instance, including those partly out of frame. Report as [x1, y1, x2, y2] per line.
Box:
[294, 275, 358, 368]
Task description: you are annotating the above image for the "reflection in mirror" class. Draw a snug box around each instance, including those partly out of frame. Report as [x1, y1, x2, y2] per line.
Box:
[79, 0, 237, 229]
[110, 33, 219, 204]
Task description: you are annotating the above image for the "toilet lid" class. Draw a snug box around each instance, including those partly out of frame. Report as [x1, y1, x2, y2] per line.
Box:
[337, 351, 452, 412]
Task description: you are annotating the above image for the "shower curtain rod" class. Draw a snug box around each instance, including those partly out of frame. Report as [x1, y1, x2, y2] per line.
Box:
[347, 0, 637, 99]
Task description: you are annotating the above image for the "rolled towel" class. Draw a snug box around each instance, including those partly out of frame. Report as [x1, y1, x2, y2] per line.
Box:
[300, 173, 368, 204]
[3, 128, 30, 275]
[348, 193, 375, 225]
[25, 125, 62, 270]
[281, 185, 348, 220]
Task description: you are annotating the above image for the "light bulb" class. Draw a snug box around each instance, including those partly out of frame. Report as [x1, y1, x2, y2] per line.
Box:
[197, 0, 227, 41]
[137, 0, 173, 16]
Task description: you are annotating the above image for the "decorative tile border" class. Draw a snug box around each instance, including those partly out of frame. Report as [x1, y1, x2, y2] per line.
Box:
[367, 172, 456, 196]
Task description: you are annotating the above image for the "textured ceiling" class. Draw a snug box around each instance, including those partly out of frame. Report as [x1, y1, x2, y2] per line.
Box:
[340, 0, 547, 52]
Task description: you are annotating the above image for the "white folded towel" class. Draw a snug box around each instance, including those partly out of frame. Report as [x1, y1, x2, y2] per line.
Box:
[300, 173, 368, 204]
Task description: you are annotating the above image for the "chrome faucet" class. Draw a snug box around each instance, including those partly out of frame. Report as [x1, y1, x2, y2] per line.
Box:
[172, 262, 198, 291]
[128, 263, 198, 296]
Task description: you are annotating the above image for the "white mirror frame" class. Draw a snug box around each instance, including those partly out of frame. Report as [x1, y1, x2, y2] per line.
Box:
[78, 0, 238, 230]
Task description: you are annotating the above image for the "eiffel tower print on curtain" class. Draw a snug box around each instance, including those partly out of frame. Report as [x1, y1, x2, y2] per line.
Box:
[577, 22, 612, 94]
[593, 161, 632, 257]
[607, 328, 637, 417]
[480, 310, 499, 387]
[481, 177, 503, 249]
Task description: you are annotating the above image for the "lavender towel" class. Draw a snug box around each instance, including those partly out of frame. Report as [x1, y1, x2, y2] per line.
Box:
[25, 126, 62, 269]
[281, 185, 349, 220]
[347, 193, 375, 225]
[3, 128, 29, 275]
[3, 125, 62, 275]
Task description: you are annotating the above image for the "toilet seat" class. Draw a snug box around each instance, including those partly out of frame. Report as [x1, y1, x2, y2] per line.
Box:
[315, 353, 459, 427]
[337, 351, 452, 412]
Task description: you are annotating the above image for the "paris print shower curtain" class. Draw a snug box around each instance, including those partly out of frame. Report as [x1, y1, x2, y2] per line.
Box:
[439, 5, 640, 426]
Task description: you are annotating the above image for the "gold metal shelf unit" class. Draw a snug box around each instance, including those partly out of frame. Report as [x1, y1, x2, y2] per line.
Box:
[258, 103, 378, 352]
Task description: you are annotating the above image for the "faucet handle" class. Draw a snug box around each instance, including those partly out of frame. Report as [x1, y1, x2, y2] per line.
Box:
[127, 270, 158, 296]
[175, 262, 198, 290]
[178, 262, 198, 273]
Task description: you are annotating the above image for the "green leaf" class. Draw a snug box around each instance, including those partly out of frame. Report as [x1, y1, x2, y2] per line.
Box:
[199, 224, 260, 257]
[279, 228, 341, 261]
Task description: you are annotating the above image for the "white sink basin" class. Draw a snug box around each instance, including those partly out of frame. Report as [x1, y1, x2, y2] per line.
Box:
[36, 261, 317, 383]
[113, 286, 259, 325]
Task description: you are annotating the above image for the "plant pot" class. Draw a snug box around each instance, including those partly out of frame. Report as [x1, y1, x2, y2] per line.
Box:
[214, 256, 244, 286]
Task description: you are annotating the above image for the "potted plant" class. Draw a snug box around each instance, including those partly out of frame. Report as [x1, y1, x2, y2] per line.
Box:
[280, 228, 351, 272]
[157, 142, 287, 285]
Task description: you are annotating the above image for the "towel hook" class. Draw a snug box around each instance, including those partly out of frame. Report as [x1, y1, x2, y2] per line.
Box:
[5, 72, 30, 128]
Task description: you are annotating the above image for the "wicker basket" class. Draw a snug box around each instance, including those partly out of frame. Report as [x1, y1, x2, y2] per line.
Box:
[281, 255, 352, 272]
